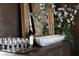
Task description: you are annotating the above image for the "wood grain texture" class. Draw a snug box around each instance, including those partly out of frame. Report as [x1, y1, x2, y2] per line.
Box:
[20, 3, 30, 37]
[48, 5, 55, 35]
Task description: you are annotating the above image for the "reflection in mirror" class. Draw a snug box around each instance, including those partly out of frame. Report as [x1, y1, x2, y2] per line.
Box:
[29, 3, 49, 36]
[29, 3, 79, 36]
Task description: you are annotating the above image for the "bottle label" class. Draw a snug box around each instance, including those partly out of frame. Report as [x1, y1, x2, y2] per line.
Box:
[29, 35, 33, 45]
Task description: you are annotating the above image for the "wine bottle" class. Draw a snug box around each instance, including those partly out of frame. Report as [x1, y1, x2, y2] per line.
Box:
[28, 18, 34, 48]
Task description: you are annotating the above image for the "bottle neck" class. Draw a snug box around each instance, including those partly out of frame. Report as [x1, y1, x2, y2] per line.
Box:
[29, 19, 33, 35]
[30, 19, 33, 30]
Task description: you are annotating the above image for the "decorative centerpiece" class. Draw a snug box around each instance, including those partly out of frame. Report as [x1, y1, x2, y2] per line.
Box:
[29, 4, 66, 46]
[53, 4, 79, 48]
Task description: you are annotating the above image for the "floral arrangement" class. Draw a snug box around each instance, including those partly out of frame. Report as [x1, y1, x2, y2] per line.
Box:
[53, 4, 79, 48]
[29, 4, 79, 48]
[53, 4, 78, 34]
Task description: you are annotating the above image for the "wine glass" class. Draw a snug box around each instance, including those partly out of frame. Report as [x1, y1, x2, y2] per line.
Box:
[21, 38, 26, 49]
[16, 38, 20, 51]
[4, 38, 7, 51]
[12, 38, 17, 52]
[2, 38, 5, 51]
[0, 38, 2, 50]
[5, 38, 9, 51]
[9, 38, 13, 52]
[0, 38, 2, 44]
[17, 38, 22, 50]
[23, 38, 28, 49]
[7, 37, 12, 52]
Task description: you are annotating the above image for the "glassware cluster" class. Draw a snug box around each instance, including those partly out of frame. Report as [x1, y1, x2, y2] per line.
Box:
[0, 38, 28, 53]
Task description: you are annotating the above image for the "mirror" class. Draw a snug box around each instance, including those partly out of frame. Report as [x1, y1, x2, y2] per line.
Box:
[31, 3, 54, 36]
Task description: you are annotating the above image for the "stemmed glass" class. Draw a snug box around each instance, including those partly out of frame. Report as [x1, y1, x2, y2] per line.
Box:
[5, 38, 9, 51]
[9, 38, 12, 52]
[12, 38, 17, 52]
[21, 38, 26, 49]
[0, 38, 2, 50]
[16, 38, 20, 51]
[4, 38, 8, 51]
[2, 38, 5, 51]
[17, 38, 22, 50]
[0, 38, 2, 44]
[7, 37, 12, 52]
[23, 38, 28, 49]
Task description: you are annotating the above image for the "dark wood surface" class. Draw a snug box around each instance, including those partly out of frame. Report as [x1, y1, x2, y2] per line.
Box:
[15, 41, 70, 56]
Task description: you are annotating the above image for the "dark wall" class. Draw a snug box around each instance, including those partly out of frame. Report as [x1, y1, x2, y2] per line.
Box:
[70, 10, 79, 55]
[71, 10, 79, 46]
[0, 3, 21, 37]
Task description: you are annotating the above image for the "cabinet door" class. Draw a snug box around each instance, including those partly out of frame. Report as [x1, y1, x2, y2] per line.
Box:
[0, 4, 21, 37]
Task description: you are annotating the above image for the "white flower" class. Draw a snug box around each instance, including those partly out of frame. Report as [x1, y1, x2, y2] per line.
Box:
[60, 17, 63, 22]
[58, 24, 61, 28]
[64, 11, 68, 16]
[40, 7, 44, 10]
[70, 18, 74, 21]
[58, 8, 65, 11]
[71, 16, 74, 19]
[39, 4, 43, 6]
[64, 14, 67, 18]
[60, 19, 63, 22]
[52, 4, 56, 8]
[54, 11, 58, 15]
[74, 10, 77, 15]
[58, 12, 62, 17]
[70, 14, 73, 16]
[38, 16, 41, 19]
[46, 13, 48, 15]
[72, 22, 75, 25]
[67, 19, 70, 23]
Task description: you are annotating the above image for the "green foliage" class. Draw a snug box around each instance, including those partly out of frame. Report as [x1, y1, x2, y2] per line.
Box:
[55, 18, 75, 48]
[61, 19, 69, 32]
[54, 18, 60, 34]
[64, 31, 75, 48]
[42, 22, 49, 35]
